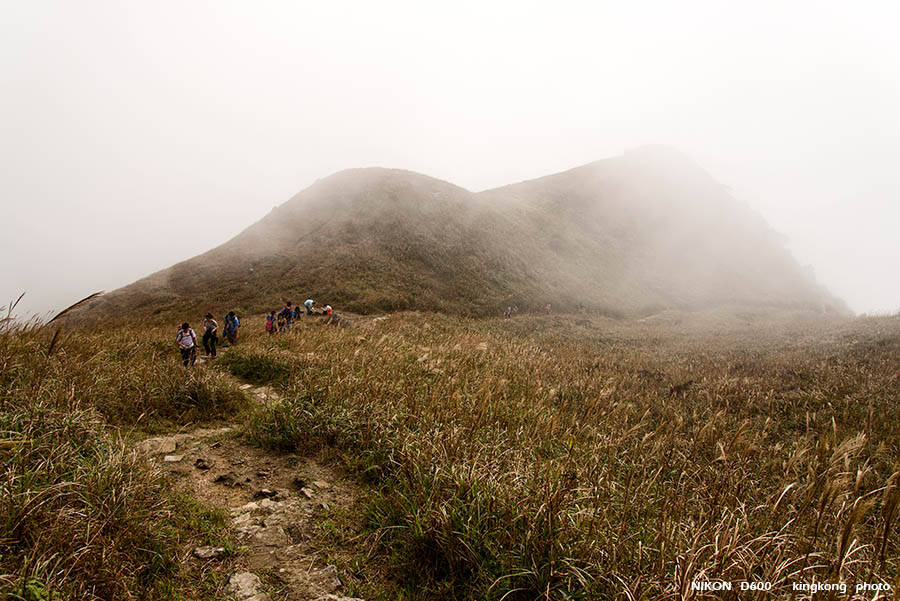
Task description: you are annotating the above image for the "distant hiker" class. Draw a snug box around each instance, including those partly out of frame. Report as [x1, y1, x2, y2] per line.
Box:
[304, 299, 315, 314]
[266, 311, 276, 335]
[202, 313, 218, 358]
[505, 306, 512, 319]
[279, 302, 294, 331]
[545, 303, 552, 314]
[223, 311, 240, 344]
[323, 304, 337, 325]
[176, 322, 198, 367]
[277, 311, 285, 333]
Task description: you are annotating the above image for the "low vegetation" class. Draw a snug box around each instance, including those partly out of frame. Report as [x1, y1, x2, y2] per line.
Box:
[0, 319, 243, 600]
[3, 306, 898, 600]
[230, 309, 899, 599]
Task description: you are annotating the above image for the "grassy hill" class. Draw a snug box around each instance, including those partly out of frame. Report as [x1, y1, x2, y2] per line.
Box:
[203, 309, 900, 598]
[87, 146, 845, 319]
[7, 307, 899, 599]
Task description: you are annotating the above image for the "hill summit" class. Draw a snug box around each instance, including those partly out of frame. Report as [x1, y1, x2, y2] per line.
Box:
[93, 147, 844, 317]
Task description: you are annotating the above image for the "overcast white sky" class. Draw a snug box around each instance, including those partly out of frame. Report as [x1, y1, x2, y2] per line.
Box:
[2, 0, 898, 317]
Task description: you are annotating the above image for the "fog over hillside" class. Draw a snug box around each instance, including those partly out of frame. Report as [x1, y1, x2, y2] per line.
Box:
[89, 147, 844, 319]
[1, 1, 899, 317]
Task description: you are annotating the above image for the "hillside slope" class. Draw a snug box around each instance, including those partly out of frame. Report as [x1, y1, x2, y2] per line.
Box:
[90, 147, 844, 318]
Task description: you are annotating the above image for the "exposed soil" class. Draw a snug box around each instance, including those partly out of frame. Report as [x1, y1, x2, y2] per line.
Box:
[134, 354, 363, 601]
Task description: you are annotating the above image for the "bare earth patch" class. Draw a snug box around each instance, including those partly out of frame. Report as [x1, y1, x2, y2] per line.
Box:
[135, 389, 363, 601]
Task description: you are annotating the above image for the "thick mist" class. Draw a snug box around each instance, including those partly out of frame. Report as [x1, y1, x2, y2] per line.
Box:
[2, 1, 899, 317]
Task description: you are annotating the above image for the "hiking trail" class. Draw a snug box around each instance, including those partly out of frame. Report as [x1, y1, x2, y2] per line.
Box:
[133, 349, 364, 601]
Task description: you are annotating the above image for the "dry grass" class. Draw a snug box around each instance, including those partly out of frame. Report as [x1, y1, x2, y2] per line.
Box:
[3, 304, 898, 600]
[0, 319, 244, 600]
[227, 308, 900, 600]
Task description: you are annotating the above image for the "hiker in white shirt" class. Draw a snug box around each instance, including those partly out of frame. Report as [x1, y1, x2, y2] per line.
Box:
[176, 322, 198, 367]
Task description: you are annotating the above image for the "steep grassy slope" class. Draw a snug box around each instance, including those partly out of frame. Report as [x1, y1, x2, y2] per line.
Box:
[479, 145, 835, 313]
[88, 147, 843, 318]
[96, 169, 528, 317]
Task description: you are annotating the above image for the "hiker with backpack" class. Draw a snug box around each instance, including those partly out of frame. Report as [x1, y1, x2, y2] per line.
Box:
[266, 311, 276, 335]
[223, 311, 240, 345]
[202, 313, 218, 358]
[304, 299, 315, 315]
[176, 322, 198, 367]
[279, 302, 294, 331]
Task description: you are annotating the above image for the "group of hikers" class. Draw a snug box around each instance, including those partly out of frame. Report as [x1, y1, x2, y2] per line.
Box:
[265, 299, 333, 334]
[177, 298, 569, 365]
[175, 299, 333, 367]
[176, 311, 241, 366]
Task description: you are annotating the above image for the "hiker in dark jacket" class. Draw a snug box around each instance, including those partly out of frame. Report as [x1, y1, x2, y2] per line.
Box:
[279, 302, 294, 331]
[202, 313, 218, 358]
[223, 311, 240, 344]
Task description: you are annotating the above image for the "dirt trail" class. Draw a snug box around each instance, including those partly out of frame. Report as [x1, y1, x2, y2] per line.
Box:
[135, 351, 363, 601]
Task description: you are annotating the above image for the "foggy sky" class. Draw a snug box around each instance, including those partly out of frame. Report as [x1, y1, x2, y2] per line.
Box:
[2, 1, 898, 318]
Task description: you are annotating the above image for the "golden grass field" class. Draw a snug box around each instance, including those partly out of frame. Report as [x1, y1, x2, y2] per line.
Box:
[2, 307, 898, 600]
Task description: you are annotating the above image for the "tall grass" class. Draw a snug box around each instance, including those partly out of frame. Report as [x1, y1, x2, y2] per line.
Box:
[0, 318, 243, 599]
[235, 310, 900, 599]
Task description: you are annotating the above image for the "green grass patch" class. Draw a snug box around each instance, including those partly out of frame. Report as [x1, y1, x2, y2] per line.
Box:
[217, 348, 294, 385]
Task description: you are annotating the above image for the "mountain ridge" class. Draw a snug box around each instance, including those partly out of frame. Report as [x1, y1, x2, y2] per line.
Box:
[88, 147, 847, 319]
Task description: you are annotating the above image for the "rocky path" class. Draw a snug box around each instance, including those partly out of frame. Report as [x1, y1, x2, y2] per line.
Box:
[135, 353, 364, 601]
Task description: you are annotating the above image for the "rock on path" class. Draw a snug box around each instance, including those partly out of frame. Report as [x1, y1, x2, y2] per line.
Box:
[135, 379, 361, 601]
[229, 572, 271, 601]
